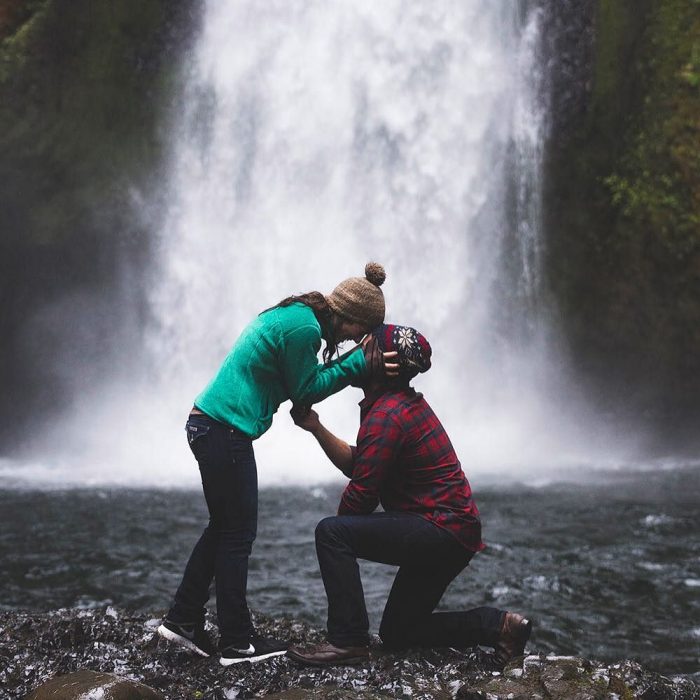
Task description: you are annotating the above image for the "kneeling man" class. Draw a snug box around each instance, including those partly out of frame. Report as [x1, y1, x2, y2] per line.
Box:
[287, 324, 531, 667]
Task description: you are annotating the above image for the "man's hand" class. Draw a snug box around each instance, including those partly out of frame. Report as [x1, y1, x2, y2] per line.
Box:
[290, 404, 321, 433]
[290, 404, 354, 476]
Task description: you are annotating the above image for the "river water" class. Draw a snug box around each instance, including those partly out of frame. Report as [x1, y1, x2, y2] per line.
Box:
[2, 465, 698, 679]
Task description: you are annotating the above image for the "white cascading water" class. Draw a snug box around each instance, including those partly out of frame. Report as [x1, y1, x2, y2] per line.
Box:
[143, 0, 595, 487]
[1, 1, 642, 488]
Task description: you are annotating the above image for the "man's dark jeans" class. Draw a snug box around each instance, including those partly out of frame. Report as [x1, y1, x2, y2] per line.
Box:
[168, 413, 257, 649]
[315, 512, 504, 649]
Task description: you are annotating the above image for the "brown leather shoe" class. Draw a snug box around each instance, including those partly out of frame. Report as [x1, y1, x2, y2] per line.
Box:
[287, 642, 369, 666]
[493, 612, 532, 667]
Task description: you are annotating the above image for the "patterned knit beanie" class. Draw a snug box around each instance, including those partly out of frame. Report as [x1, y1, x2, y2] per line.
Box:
[326, 262, 386, 328]
[373, 324, 432, 379]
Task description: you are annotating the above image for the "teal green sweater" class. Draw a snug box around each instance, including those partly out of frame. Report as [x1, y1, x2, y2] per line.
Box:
[195, 303, 367, 438]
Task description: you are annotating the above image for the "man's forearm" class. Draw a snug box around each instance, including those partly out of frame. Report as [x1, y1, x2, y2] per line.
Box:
[310, 423, 354, 477]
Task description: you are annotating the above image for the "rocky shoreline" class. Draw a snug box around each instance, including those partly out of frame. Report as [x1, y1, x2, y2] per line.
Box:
[1, 607, 698, 699]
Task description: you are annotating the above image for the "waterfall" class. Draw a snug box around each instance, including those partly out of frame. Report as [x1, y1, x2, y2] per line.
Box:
[144, 0, 563, 485]
[2, 1, 641, 488]
[149, 2, 528, 370]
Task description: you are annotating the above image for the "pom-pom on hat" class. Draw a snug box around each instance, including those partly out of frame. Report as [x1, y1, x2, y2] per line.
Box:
[326, 262, 386, 329]
[373, 324, 432, 380]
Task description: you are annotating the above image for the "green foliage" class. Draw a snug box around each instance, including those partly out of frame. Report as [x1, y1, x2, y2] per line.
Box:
[603, 0, 700, 258]
[544, 0, 700, 425]
[0, 1, 47, 83]
[680, 39, 700, 87]
[605, 169, 699, 256]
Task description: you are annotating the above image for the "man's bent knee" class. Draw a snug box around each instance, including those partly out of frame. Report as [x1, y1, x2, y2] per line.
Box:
[315, 516, 342, 544]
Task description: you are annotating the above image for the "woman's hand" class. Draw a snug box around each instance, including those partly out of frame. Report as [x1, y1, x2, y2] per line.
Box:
[383, 351, 400, 377]
[290, 404, 320, 432]
[361, 336, 399, 378]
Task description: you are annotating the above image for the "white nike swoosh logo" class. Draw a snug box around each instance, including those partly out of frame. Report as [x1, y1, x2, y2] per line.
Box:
[232, 644, 256, 655]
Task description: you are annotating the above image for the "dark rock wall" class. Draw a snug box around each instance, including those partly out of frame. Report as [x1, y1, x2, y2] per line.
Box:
[542, 0, 700, 443]
[0, 0, 200, 441]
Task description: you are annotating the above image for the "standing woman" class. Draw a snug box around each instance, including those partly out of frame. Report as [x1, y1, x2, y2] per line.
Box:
[158, 263, 392, 666]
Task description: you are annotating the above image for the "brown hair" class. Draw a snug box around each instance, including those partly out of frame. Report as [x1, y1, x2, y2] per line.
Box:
[264, 292, 341, 363]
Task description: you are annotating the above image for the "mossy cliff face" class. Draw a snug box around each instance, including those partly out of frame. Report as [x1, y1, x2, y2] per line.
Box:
[0, 0, 198, 433]
[544, 0, 700, 437]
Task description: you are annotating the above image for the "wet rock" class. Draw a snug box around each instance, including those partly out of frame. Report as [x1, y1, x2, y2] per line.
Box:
[458, 655, 700, 700]
[0, 608, 697, 699]
[26, 669, 165, 699]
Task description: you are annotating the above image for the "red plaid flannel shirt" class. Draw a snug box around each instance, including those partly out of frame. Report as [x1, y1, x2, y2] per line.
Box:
[339, 388, 485, 553]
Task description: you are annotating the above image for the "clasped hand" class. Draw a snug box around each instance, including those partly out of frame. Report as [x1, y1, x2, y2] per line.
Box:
[289, 404, 320, 432]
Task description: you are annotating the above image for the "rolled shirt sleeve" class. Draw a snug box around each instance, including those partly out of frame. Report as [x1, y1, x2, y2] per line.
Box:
[339, 410, 404, 515]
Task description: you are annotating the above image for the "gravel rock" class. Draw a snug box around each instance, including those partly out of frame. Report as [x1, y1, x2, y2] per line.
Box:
[458, 655, 700, 700]
[1, 608, 697, 699]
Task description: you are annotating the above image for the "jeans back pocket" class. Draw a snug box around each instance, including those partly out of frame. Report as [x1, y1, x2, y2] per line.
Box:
[186, 418, 211, 446]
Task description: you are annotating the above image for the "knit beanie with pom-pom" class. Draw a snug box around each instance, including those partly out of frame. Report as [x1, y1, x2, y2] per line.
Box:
[326, 262, 386, 329]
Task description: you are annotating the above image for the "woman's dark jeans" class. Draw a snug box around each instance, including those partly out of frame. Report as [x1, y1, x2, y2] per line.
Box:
[315, 512, 504, 649]
[168, 413, 257, 649]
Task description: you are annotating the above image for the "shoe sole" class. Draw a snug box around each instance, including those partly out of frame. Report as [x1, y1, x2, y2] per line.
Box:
[220, 649, 287, 666]
[157, 624, 211, 658]
[286, 651, 369, 667]
[519, 618, 533, 652]
[507, 618, 533, 661]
